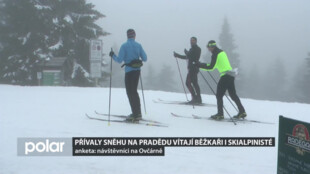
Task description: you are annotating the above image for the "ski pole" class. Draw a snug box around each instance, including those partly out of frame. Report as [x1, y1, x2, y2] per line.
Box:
[140, 74, 147, 115]
[199, 71, 236, 125]
[207, 72, 238, 112]
[108, 48, 113, 126]
[175, 57, 189, 101]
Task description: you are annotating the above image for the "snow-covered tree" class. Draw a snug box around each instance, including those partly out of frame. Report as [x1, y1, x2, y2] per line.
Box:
[263, 58, 287, 101]
[303, 53, 310, 103]
[219, 17, 240, 70]
[287, 53, 310, 103]
[218, 17, 246, 96]
[289, 62, 305, 102]
[0, 0, 5, 60]
[47, 0, 109, 71]
[0, 0, 109, 85]
[0, 0, 50, 84]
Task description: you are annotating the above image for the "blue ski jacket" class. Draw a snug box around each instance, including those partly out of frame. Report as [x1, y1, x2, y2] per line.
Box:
[112, 39, 147, 73]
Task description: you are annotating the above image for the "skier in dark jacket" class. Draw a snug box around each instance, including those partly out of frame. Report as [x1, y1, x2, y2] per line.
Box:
[109, 29, 147, 122]
[173, 37, 202, 104]
[196, 40, 246, 120]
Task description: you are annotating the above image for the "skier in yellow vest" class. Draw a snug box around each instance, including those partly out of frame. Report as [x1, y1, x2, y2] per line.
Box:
[196, 40, 246, 120]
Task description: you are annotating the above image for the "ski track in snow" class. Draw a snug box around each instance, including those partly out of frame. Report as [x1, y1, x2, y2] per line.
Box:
[0, 85, 309, 174]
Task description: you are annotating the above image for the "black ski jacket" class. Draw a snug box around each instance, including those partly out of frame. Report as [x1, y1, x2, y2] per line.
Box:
[176, 44, 201, 71]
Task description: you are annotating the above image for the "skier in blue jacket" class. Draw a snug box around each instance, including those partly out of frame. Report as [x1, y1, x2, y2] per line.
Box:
[109, 29, 147, 122]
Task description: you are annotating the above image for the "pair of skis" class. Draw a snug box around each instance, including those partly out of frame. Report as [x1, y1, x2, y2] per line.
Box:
[86, 99, 274, 126]
[153, 98, 216, 107]
[171, 113, 274, 125]
[85, 98, 213, 127]
[156, 99, 274, 125]
[85, 111, 168, 127]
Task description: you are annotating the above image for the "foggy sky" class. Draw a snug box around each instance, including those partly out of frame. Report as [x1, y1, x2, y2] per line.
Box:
[88, 0, 310, 79]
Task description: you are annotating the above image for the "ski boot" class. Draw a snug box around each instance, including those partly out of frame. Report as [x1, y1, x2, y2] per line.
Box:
[186, 99, 196, 105]
[187, 96, 202, 105]
[195, 95, 202, 104]
[125, 113, 142, 123]
[233, 112, 247, 119]
[210, 113, 224, 120]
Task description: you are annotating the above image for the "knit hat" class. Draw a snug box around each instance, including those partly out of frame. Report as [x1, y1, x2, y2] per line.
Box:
[207, 40, 217, 48]
[127, 29, 136, 38]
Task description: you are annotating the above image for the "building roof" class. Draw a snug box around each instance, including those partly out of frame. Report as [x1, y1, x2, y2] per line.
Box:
[44, 57, 67, 68]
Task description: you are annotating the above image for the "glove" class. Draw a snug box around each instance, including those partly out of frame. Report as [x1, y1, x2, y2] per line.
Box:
[173, 51, 180, 58]
[184, 49, 188, 55]
[193, 61, 206, 68]
[109, 50, 114, 57]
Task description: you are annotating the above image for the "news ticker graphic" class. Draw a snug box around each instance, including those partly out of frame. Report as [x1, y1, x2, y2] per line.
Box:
[17, 137, 275, 156]
[17, 138, 72, 156]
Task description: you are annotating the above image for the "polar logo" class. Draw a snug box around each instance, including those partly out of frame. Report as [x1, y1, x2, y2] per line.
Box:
[25, 139, 65, 155]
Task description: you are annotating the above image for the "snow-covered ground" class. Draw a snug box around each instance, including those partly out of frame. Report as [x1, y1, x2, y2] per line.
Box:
[0, 85, 309, 174]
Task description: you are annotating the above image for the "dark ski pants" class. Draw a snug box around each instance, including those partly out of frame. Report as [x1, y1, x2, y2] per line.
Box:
[216, 75, 245, 115]
[186, 70, 201, 100]
[125, 70, 141, 115]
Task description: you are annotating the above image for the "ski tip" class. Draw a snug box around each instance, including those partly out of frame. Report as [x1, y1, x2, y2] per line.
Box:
[170, 113, 175, 117]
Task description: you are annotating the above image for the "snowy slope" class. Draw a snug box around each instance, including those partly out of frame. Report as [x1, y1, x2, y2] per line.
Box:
[0, 85, 310, 174]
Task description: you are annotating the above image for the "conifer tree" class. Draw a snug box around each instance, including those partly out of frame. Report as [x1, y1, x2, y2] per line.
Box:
[0, 0, 109, 85]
